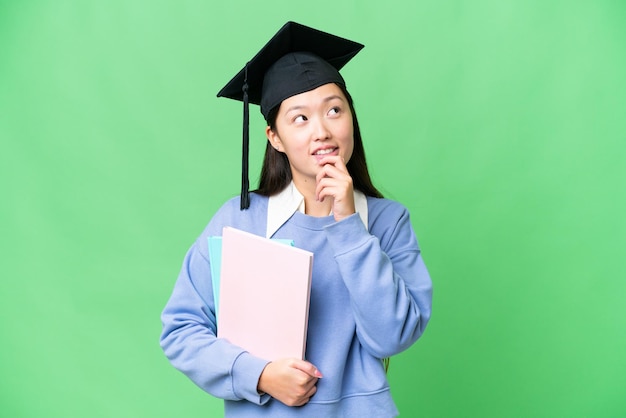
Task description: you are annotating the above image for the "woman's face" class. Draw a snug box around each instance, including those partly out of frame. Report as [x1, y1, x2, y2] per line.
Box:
[266, 83, 354, 188]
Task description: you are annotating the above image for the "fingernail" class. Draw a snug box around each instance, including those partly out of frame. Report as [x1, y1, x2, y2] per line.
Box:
[315, 370, 323, 378]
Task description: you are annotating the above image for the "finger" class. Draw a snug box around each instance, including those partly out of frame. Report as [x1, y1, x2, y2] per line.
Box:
[316, 177, 340, 202]
[317, 154, 346, 169]
[316, 176, 353, 202]
[293, 380, 318, 406]
[302, 384, 318, 402]
[316, 156, 351, 180]
[316, 181, 337, 203]
[316, 166, 352, 194]
[291, 359, 323, 378]
[317, 163, 347, 182]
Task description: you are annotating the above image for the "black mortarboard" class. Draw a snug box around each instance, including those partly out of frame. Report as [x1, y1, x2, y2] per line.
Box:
[216, 21, 364, 209]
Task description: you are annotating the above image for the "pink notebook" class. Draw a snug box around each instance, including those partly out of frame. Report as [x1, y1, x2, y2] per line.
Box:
[217, 227, 313, 360]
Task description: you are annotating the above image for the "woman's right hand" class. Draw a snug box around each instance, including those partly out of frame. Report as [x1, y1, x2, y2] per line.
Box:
[257, 358, 323, 407]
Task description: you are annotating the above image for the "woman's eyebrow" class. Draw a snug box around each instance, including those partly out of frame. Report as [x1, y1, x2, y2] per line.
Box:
[285, 94, 344, 114]
[284, 95, 345, 114]
[323, 95, 344, 103]
[284, 104, 306, 114]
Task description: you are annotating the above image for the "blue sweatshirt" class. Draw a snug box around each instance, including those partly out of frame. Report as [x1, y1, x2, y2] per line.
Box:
[160, 191, 432, 417]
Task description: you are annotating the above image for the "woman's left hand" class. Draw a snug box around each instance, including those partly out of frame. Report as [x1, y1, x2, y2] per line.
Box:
[315, 155, 356, 222]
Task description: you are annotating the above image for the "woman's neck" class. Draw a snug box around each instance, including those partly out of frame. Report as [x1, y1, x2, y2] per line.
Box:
[304, 198, 333, 217]
[293, 178, 333, 217]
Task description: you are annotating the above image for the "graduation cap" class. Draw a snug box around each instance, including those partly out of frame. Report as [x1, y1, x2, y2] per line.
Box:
[217, 21, 364, 209]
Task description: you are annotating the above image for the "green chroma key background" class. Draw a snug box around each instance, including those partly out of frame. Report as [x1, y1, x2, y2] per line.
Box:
[1, 1, 624, 417]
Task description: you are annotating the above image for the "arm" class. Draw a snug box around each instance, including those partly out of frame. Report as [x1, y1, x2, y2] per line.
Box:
[161, 234, 324, 407]
[324, 207, 433, 358]
[159, 241, 271, 404]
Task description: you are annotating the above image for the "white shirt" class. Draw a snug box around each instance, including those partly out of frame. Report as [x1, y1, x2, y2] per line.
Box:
[266, 181, 369, 238]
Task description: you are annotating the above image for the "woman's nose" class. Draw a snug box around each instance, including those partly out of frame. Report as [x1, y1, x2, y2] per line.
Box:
[312, 118, 331, 141]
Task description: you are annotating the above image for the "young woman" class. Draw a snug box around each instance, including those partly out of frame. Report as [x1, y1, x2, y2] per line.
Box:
[160, 22, 433, 417]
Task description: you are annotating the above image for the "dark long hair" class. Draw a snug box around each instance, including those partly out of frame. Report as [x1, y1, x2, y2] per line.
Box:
[255, 84, 383, 198]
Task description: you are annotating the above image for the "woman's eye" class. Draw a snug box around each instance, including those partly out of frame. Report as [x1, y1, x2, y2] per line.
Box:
[328, 107, 340, 116]
[294, 115, 308, 123]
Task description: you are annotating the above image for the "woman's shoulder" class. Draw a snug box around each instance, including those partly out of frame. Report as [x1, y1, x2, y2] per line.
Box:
[188, 193, 269, 255]
[365, 195, 422, 249]
[365, 195, 410, 218]
[205, 192, 269, 235]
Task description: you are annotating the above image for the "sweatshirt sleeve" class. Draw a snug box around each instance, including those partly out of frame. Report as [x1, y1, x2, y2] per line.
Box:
[159, 239, 271, 404]
[323, 207, 433, 358]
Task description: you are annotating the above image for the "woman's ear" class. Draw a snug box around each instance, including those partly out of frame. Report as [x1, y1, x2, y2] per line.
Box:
[266, 126, 284, 152]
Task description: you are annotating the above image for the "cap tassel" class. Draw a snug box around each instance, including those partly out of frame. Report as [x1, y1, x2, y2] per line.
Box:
[240, 63, 250, 210]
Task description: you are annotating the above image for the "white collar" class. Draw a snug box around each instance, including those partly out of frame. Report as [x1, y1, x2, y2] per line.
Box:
[266, 181, 368, 238]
